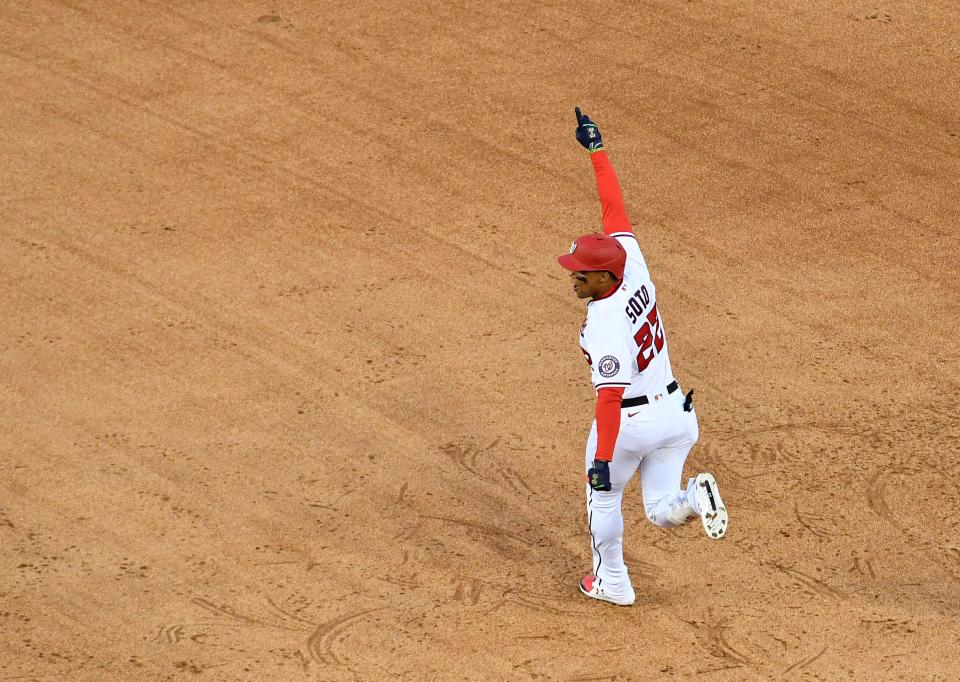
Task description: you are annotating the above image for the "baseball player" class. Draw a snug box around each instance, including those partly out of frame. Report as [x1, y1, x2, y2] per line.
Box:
[559, 108, 729, 606]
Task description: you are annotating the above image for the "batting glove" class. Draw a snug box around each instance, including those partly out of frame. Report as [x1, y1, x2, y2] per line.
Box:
[587, 459, 612, 492]
[575, 107, 604, 153]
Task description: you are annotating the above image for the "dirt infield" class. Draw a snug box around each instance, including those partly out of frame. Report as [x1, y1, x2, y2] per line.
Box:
[2, 1, 958, 680]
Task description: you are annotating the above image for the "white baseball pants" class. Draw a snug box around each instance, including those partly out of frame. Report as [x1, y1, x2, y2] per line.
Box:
[583, 389, 701, 600]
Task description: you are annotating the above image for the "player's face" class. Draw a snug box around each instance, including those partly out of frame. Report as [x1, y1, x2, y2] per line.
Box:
[569, 270, 608, 299]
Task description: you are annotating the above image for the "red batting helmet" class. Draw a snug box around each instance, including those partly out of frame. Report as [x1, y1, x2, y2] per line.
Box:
[557, 233, 626, 279]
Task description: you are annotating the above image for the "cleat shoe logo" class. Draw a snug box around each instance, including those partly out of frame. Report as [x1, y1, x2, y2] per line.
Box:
[702, 480, 718, 511]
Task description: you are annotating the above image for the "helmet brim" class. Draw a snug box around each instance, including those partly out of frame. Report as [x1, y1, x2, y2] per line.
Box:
[557, 253, 595, 272]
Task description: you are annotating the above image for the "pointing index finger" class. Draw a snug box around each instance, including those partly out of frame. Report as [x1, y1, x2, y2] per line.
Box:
[575, 107, 583, 125]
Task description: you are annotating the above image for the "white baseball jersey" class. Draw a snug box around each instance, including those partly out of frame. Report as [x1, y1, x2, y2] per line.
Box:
[579, 231, 675, 400]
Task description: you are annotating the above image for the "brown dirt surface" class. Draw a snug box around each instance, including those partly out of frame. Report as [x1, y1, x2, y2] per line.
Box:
[2, 1, 959, 680]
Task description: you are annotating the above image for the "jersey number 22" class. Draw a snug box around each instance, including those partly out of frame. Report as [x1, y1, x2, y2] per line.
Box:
[633, 303, 664, 371]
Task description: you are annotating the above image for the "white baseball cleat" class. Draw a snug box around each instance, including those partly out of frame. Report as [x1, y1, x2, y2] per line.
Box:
[694, 473, 728, 539]
[578, 575, 635, 606]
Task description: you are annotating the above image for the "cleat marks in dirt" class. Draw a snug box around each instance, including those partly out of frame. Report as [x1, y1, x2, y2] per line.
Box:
[264, 595, 318, 630]
[391, 523, 418, 543]
[305, 608, 385, 667]
[152, 624, 186, 644]
[151, 623, 215, 646]
[621, 548, 662, 582]
[748, 439, 782, 466]
[849, 554, 877, 580]
[445, 576, 571, 615]
[489, 592, 569, 616]
[419, 514, 534, 547]
[440, 441, 491, 482]
[503, 467, 536, 496]
[946, 546, 960, 577]
[379, 572, 421, 590]
[452, 578, 483, 605]
[766, 562, 846, 601]
[866, 470, 900, 530]
[183, 594, 391, 672]
[684, 613, 754, 667]
[861, 617, 917, 635]
[793, 501, 833, 539]
[782, 646, 828, 675]
[190, 597, 300, 632]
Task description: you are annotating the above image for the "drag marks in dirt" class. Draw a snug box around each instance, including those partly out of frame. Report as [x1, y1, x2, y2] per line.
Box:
[264, 596, 321, 631]
[512, 658, 553, 680]
[860, 617, 917, 636]
[621, 548, 662, 583]
[792, 501, 834, 539]
[732, 419, 864, 438]
[849, 554, 877, 580]
[444, 574, 575, 616]
[765, 561, 846, 602]
[502, 466, 537, 496]
[477, 585, 572, 617]
[452, 578, 483, 606]
[418, 514, 534, 547]
[440, 441, 492, 483]
[440, 438, 537, 497]
[5, 235, 51, 263]
[378, 565, 421, 592]
[707, 417, 871, 499]
[781, 645, 828, 675]
[683, 612, 754, 669]
[947, 547, 960, 580]
[863, 466, 960, 584]
[156, 595, 389, 674]
[151, 623, 217, 646]
[390, 517, 423, 544]
[747, 438, 783, 467]
[153, 624, 186, 644]
[395, 482, 409, 505]
[304, 608, 386, 667]
[690, 440, 781, 513]
[191, 597, 302, 632]
[865, 469, 899, 530]
[682, 611, 838, 678]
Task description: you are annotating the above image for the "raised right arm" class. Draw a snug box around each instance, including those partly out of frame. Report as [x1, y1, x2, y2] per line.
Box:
[574, 107, 632, 235]
[590, 150, 631, 235]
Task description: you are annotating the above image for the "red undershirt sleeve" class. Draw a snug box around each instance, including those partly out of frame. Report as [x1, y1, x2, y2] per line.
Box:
[594, 386, 625, 462]
[590, 150, 632, 235]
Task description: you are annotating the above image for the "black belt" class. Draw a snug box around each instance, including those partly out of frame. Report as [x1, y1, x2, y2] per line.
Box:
[621, 381, 679, 408]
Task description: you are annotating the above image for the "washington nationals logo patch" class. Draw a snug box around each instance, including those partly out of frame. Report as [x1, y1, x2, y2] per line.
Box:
[598, 355, 620, 378]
